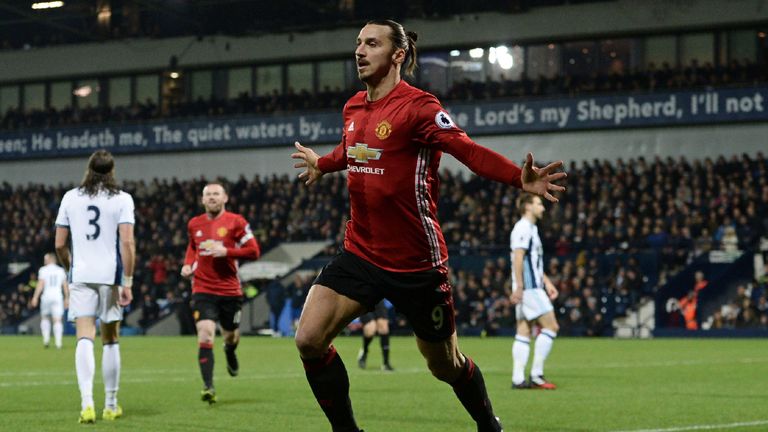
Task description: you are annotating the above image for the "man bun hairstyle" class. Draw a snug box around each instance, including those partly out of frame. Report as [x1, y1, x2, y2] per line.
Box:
[81, 150, 119, 197]
[367, 19, 419, 77]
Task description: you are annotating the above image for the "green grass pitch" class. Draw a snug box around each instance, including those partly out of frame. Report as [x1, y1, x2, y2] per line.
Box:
[1, 336, 766, 431]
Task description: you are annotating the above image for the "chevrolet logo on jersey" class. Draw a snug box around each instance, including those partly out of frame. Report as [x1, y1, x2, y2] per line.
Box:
[200, 239, 222, 249]
[347, 143, 382, 163]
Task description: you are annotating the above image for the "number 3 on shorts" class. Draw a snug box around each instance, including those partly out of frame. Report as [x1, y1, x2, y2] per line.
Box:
[431, 305, 444, 330]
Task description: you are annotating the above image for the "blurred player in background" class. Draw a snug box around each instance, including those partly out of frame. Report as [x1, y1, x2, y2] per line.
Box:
[180, 183, 261, 404]
[30, 253, 69, 349]
[510, 193, 559, 390]
[54, 150, 135, 423]
[291, 19, 566, 432]
[357, 300, 393, 371]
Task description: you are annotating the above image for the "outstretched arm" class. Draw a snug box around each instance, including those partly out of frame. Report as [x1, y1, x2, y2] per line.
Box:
[442, 136, 566, 203]
[414, 96, 566, 201]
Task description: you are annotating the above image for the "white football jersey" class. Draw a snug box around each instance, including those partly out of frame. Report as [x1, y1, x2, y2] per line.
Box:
[55, 188, 135, 285]
[510, 218, 544, 291]
[38, 263, 67, 301]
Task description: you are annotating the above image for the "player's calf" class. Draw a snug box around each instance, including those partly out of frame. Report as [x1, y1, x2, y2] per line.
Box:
[224, 343, 239, 377]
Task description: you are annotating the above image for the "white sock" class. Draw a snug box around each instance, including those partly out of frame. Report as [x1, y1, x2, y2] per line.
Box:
[75, 338, 95, 410]
[512, 335, 530, 385]
[53, 322, 63, 348]
[41, 318, 51, 346]
[531, 329, 557, 378]
[102, 343, 121, 409]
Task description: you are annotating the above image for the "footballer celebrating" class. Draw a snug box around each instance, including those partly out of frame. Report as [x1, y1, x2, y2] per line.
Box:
[180, 183, 261, 404]
[291, 19, 566, 432]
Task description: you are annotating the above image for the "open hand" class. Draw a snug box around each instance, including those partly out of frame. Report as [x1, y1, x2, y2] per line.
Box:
[291, 141, 324, 186]
[521, 152, 567, 203]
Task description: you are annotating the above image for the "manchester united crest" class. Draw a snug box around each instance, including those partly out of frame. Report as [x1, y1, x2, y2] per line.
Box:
[374, 120, 392, 140]
[217, 227, 228, 237]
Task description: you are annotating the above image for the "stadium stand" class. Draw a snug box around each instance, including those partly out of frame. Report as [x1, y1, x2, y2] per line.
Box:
[2, 0, 768, 338]
[2, 59, 765, 131]
[2, 153, 766, 333]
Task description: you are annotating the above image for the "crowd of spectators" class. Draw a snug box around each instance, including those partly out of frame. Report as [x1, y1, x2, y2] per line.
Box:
[2, 152, 767, 332]
[704, 271, 768, 330]
[0, 276, 38, 331]
[447, 255, 623, 337]
[2, 58, 766, 131]
[0, 87, 352, 131]
[441, 58, 766, 101]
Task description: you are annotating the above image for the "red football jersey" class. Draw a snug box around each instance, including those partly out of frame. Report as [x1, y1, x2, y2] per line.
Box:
[318, 80, 523, 272]
[184, 211, 260, 296]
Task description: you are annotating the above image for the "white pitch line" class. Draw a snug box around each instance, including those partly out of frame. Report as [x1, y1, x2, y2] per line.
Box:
[2, 357, 767, 387]
[0, 368, 191, 377]
[2, 356, 765, 379]
[548, 357, 768, 370]
[0, 368, 427, 388]
[610, 420, 768, 432]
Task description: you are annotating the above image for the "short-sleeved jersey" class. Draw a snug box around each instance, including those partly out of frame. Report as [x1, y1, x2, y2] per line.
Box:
[317, 80, 524, 272]
[184, 211, 258, 297]
[510, 218, 544, 291]
[38, 263, 67, 301]
[55, 188, 135, 285]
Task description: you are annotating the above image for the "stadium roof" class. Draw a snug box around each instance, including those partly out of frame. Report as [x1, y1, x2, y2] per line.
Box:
[0, 0, 613, 50]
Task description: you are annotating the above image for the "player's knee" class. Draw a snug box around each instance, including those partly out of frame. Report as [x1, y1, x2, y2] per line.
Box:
[516, 326, 531, 338]
[426, 357, 462, 382]
[294, 331, 325, 358]
[101, 331, 118, 344]
[545, 322, 560, 334]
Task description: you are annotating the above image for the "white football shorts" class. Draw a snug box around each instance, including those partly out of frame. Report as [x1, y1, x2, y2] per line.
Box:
[515, 288, 554, 321]
[40, 297, 64, 318]
[68, 283, 123, 323]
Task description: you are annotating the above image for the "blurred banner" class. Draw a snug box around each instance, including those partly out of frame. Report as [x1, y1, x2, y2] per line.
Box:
[1, 86, 766, 160]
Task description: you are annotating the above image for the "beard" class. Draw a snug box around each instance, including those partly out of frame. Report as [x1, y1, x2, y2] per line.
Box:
[205, 203, 223, 214]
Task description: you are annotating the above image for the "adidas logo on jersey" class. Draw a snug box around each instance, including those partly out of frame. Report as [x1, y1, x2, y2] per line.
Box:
[348, 121, 355, 131]
[195, 230, 203, 237]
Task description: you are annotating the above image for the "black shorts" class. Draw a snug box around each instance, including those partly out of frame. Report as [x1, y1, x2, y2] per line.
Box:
[192, 293, 244, 331]
[314, 250, 455, 342]
[360, 300, 388, 324]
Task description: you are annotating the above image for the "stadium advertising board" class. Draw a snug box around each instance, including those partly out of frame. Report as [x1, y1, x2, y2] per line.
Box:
[0, 86, 765, 160]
